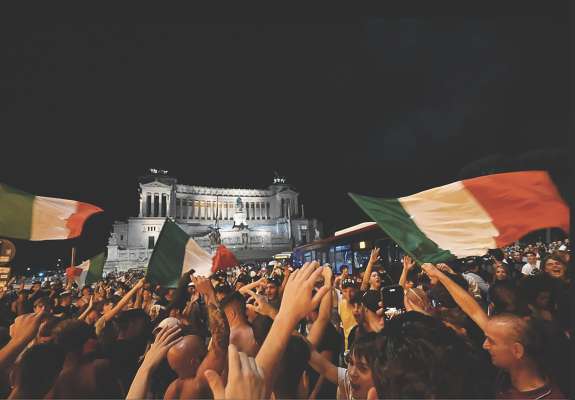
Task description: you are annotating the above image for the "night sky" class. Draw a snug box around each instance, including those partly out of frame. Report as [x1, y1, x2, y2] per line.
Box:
[1, 12, 570, 272]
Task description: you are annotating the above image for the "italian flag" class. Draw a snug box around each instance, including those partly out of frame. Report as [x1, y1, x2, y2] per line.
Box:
[66, 252, 107, 287]
[0, 184, 103, 241]
[147, 219, 213, 288]
[349, 171, 569, 264]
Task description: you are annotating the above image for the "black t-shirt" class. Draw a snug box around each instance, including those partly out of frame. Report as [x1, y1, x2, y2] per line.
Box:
[307, 322, 342, 399]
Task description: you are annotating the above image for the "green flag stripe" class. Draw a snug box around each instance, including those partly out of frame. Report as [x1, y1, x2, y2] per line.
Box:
[85, 252, 106, 285]
[0, 184, 34, 240]
[348, 193, 456, 264]
[147, 219, 187, 288]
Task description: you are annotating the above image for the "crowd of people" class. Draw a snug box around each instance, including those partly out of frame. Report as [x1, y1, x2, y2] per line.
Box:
[0, 237, 571, 399]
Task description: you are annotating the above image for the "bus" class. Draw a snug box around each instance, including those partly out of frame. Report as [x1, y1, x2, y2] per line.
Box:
[292, 222, 404, 274]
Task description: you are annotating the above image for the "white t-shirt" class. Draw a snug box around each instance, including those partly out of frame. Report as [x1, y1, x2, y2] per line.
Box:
[521, 261, 540, 275]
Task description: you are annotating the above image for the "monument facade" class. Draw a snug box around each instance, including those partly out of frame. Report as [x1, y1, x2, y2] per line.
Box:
[104, 170, 322, 272]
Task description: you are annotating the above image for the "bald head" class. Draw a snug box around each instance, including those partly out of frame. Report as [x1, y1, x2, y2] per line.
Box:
[167, 335, 206, 378]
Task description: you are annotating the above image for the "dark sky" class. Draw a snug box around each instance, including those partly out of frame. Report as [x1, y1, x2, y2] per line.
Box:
[1, 14, 570, 271]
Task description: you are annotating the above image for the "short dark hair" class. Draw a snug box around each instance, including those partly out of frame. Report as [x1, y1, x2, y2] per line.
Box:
[52, 320, 94, 354]
[370, 312, 494, 398]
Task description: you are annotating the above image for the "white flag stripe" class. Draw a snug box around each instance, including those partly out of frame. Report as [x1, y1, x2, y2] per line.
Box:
[399, 181, 499, 258]
[30, 196, 77, 240]
[182, 237, 213, 277]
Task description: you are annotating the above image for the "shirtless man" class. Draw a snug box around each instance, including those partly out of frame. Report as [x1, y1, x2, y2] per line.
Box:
[220, 291, 259, 357]
[164, 276, 229, 400]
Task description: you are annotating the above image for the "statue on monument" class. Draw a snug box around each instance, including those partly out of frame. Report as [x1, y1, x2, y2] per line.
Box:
[108, 232, 118, 246]
[208, 227, 222, 246]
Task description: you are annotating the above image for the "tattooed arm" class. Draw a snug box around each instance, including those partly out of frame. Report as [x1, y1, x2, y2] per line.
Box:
[180, 277, 229, 399]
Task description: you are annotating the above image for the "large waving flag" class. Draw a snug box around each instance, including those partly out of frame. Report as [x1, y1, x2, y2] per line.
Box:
[349, 171, 569, 264]
[66, 252, 106, 287]
[0, 184, 103, 241]
[147, 219, 212, 288]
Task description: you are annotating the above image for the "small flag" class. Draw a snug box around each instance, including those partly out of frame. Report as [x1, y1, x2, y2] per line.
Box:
[147, 219, 212, 288]
[65, 252, 106, 287]
[211, 244, 239, 273]
[0, 184, 103, 241]
[349, 171, 569, 264]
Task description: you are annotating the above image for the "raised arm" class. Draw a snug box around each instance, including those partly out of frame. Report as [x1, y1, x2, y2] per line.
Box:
[180, 276, 229, 398]
[308, 348, 338, 384]
[421, 263, 489, 332]
[398, 255, 416, 289]
[127, 325, 182, 400]
[77, 296, 94, 321]
[238, 276, 266, 296]
[0, 312, 45, 371]
[278, 267, 291, 296]
[255, 262, 330, 398]
[361, 248, 380, 292]
[102, 278, 145, 322]
[307, 267, 333, 348]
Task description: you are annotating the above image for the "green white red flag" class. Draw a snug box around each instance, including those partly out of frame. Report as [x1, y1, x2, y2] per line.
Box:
[66, 252, 107, 287]
[349, 171, 569, 264]
[0, 183, 103, 241]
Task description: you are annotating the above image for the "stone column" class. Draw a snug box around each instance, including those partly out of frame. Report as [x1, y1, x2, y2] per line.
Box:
[139, 194, 143, 217]
[166, 194, 171, 217]
[152, 193, 156, 217]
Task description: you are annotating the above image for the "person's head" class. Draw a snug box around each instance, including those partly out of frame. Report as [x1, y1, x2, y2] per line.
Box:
[369, 270, 382, 290]
[482, 314, 543, 372]
[58, 292, 72, 306]
[512, 252, 523, 262]
[372, 312, 493, 399]
[33, 296, 52, 314]
[542, 254, 567, 281]
[102, 297, 117, 313]
[31, 281, 41, 292]
[519, 275, 557, 315]
[81, 286, 92, 297]
[167, 335, 207, 378]
[220, 291, 247, 323]
[493, 263, 510, 282]
[525, 251, 537, 265]
[348, 290, 365, 324]
[11, 343, 65, 399]
[404, 287, 431, 315]
[347, 332, 377, 399]
[165, 288, 176, 302]
[341, 278, 358, 302]
[52, 319, 95, 355]
[142, 287, 153, 301]
[214, 281, 233, 302]
[437, 307, 469, 337]
[265, 277, 280, 301]
[488, 281, 530, 316]
[116, 308, 151, 341]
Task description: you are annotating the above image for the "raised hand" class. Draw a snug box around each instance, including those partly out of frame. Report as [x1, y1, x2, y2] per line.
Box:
[246, 291, 276, 319]
[436, 263, 455, 275]
[402, 255, 415, 271]
[421, 263, 442, 280]
[205, 344, 265, 400]
[141, 325, 182, 371]
[193, 276, 216, 303]
[278, 261, 330, 324]
[10, 312, 46, 344]
[369, 248, 381, 265]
